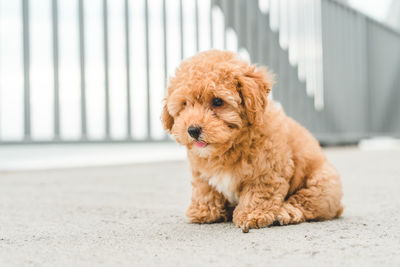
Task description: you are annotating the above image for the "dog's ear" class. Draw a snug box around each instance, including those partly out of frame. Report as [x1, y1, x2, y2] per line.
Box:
[162, 99, 174, 132]
[237, 66, 274, 125]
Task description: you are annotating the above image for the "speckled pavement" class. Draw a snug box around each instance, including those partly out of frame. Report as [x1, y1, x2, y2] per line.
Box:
[0, 148, 399, 266]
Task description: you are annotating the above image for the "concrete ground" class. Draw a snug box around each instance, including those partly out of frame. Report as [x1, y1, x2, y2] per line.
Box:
[0, 147, 399, 266]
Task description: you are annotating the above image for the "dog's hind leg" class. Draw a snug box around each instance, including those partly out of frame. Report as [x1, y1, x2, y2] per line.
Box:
[276, 162, 343, 225]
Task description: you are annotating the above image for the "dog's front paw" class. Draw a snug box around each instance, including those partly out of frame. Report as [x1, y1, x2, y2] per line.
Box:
[186, 204, 228, 224]
[233, 207, 275, 233]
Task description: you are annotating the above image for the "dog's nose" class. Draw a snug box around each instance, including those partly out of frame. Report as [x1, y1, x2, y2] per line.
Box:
[188, 126, 202, 139]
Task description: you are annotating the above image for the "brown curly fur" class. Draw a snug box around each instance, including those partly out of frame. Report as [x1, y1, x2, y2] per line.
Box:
[162, 50, 343, 232]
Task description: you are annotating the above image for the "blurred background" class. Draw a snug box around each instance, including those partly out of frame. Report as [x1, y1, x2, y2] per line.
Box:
[0, 0, 399, 168]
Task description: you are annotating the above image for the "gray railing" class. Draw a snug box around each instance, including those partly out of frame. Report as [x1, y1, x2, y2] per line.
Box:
[0, 0, 399, 145]
[1, 0, 196, 144]
[215, 0, 400, 144]
[40, 0, 157, 143]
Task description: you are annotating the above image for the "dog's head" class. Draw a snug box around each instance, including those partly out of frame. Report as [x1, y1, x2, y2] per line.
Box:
[162, 50, 273, 157]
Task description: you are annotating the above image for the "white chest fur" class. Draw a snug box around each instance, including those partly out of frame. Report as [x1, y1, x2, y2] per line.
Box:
[207, 174, 239, 205]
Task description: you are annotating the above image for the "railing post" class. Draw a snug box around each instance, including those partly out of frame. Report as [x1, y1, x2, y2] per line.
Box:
[22, 0, 31, 141]
[144, 0, 151, 139]
[210, 0, 214, 48]
[102, 0, 111, 139]
[78, 0, 87, 140]
[179, 0, 184, 58]
[51, 0, 60, 141]
[163, 0, 169, 140]
[124, 0, 132, 138]
[195, 0, 199, 52]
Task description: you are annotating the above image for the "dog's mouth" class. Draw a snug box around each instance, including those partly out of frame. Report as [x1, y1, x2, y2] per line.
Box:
[194, 141, 208, 148]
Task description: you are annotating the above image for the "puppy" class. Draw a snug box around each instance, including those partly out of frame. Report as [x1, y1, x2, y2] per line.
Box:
[162, 50, 343, 232]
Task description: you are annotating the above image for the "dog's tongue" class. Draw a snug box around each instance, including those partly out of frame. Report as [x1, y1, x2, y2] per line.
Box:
[195, 141, 207, 148]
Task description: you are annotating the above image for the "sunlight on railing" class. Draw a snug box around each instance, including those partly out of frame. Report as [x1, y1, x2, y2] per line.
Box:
[0, 0, 244, 143]
[259, 0, 324, 110]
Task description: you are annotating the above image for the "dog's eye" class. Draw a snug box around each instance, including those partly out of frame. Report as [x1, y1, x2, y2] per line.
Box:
[183, 101, 187, 106]
[212, 98, 223, 107]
